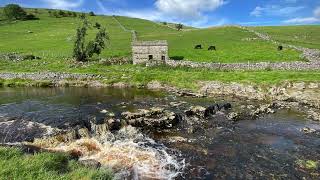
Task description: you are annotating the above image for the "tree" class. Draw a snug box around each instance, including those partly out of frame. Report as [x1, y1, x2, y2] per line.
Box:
[72, 12, 77, 17]
[162, 22, 167, 25]
[94, 22, 101, 29]
[176, 23, 183, 31]
[24, 14, 38, 20]
[73, 18, 109, 62]
[3, 4, 27, 20]
[86, 27, 108, 57]
[58, 10, 66, 17]
[79, 13, 86, 20]
[52, 11, 59, 18]
[89, 11, 95, 16]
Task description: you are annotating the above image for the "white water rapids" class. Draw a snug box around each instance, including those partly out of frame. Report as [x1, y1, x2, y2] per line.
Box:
[45, 126, 185, 179]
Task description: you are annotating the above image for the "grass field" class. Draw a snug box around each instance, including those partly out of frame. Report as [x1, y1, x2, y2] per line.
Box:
[1, 8, 320, 88]
[0, 8, 304, 63]
[251, 25, 320, 50]
[0, 147, 112, 180]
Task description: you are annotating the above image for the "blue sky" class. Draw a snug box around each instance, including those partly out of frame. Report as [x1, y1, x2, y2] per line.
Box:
[1, 0, 320, 27]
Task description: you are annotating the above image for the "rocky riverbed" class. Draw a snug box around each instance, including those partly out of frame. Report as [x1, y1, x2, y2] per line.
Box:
[0, 87, 319, 179]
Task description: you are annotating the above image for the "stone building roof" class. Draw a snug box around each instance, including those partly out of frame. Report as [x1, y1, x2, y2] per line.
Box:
[132, 40, 168, 46]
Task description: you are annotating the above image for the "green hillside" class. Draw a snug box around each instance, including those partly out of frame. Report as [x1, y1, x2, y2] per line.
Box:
[1, 8, 320, 88]
[0, 8, 303, 63]
[251, 25, 320, 50]
[0, 8, 132, 58]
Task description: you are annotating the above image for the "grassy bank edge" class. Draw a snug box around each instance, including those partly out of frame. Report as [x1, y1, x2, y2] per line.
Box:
[2, 63, 320, 91]
[0, 146, 113, 180]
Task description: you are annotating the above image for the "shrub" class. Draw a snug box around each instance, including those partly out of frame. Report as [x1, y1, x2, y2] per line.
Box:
[24, 14, 38, 20]
[3, 4, 27, 20]
[73, 18, 109, 62]
[89, 11, 96, 16]
[58, 10, 66, 17]
[162, 22, 167, 25]
[175, 23, 183, 31]
[72, 12, 77, 17]
[79, 13, 86, 19]
[67, 11, 73, 17]
[94, 22, 101, 29]
[52, 11, 59, 18]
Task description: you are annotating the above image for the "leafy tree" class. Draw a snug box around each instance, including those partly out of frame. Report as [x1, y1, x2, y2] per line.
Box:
[58, 10, 67, 17]
[25, 14, 38, 20]
[162, 22, 167, 25]
[72, 12, 77, 17]
[89, 11, 95, 16]
[79, 13, 86, 19]
[176, 23, 183, 31]
[73, 18, 109, 62]
[86, 27, 108, 57]
[3, 4, 27, 20]
[94, 22, 101, 29]
[67, 11, 73, 17]
[52, 11, 59, 18]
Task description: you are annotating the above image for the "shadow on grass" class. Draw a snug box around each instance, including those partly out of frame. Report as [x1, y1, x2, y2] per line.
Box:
[170, 56, 184, 60]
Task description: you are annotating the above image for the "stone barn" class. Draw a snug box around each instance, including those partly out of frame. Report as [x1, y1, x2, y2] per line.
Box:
[132, 40, 168, 65]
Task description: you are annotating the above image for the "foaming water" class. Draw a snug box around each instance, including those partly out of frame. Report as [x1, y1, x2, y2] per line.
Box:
[47, 126, 185, 180]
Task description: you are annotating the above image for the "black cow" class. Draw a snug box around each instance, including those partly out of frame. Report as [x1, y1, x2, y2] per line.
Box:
[194, 44, 202, 49]
[204, 103, 232, 117]
[278, 45, 283, 51]
[208, 46, 216, 51]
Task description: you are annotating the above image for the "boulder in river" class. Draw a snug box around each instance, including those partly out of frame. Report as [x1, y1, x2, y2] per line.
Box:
[121, 107, 182, 129]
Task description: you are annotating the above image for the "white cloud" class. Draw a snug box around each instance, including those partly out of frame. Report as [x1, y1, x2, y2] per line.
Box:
[42, 0, 84, 10]
[96, 0, 226, 27]
[283, 6, 320, 24]
[250, 5, 304, 17]
[250, 6, 264, 17]
[155, 0, 225, 21]
[283, 17, 319, 23]
[314, 6, 320, 18]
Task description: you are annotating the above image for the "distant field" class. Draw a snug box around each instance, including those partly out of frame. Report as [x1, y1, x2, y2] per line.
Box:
[0, 8, 306, 63]
[136, 26, 300, 63]
[251, 25, 320, 50]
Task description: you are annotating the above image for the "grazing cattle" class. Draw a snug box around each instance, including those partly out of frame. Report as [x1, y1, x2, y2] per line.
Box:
[278, 45, 283, 51]
[223, 103, 232, 110]
[204, 103, 232, 117]
[194, 45, 202, 49]
[208, 46, 216, 51]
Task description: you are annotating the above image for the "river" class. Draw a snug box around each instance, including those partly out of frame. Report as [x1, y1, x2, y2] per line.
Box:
[0, 87, 319, 179]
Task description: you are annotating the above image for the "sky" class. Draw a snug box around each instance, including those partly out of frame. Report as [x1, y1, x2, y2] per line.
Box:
[1, 0, 320, 27]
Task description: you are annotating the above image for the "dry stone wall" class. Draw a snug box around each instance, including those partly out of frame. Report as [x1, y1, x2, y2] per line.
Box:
[0, 72, 100, 81]
[165, 60, 320, 71]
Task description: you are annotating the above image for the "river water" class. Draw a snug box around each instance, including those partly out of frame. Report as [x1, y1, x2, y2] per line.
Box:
[0, 87, 319, 179]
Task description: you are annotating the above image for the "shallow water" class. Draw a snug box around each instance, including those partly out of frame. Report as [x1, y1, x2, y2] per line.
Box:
[0, 87, 319, 179]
